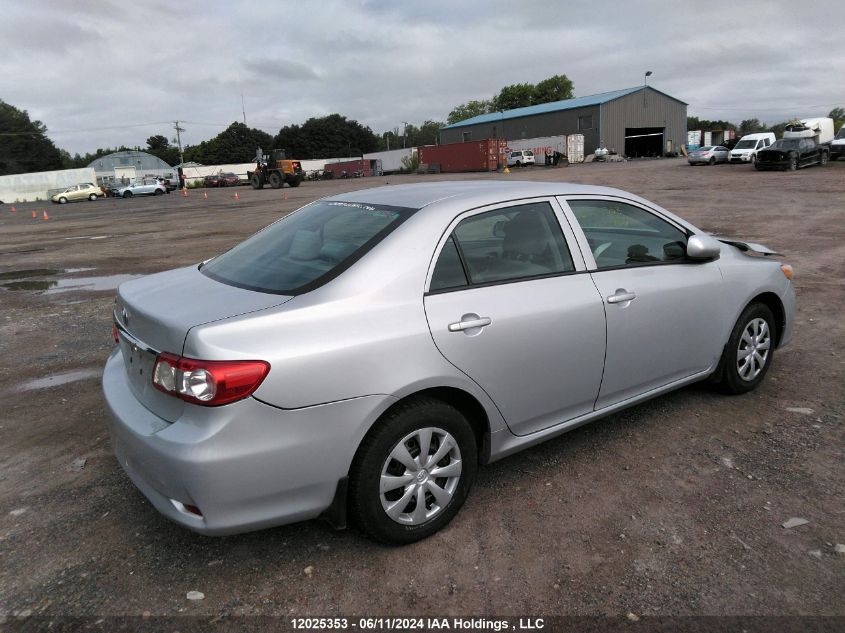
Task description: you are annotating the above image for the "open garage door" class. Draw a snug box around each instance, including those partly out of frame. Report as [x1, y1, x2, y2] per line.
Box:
[625, 128, 664, 158]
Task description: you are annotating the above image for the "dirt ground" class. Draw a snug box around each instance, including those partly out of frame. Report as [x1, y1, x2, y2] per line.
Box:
[0, 159, 843, 625]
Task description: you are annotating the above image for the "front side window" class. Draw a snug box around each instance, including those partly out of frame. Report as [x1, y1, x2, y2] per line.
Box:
[202, 200, 415, 294]
[567, 199, 689, 269]
[430, 202, 574, 290]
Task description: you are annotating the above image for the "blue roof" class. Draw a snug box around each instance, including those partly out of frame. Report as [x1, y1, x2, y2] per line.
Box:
[442, 87, 686, 129]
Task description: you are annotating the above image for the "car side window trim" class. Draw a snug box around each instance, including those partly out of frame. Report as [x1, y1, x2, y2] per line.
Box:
[557, 195, 694, 271]
[424, 197, 587, 295]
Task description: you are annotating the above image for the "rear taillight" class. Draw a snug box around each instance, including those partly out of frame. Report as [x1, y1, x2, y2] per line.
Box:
[152, 352, 270, 406]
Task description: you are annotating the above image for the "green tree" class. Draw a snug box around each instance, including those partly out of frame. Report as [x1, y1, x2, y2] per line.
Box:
[738, 118, 767, 136]
[0, 100, 64, 175]
[493, 83, 536, 111]
[532, 74, 574, 104]
[184, 122, 274, 164]
[145, 134, 180, 166]
[829, 107, 845, 131]
[447, 99, 494, 124]
[274, 114, 379, 158]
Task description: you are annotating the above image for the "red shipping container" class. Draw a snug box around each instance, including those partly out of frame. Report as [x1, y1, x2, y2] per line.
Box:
[324, 159, 373, 178]
[419, 139, 507, 173]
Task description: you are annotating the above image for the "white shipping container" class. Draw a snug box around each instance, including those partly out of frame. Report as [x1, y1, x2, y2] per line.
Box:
[362, 148, 416, 173]
[567, 134, 585, 163]
[505, 135, 567, 164]
[703, 131, 712, 146]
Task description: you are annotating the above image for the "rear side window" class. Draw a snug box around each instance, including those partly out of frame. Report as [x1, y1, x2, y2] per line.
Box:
[430, 202, 574, 291]
[567, 199, 689, 269]
[202, 200, 415, 295]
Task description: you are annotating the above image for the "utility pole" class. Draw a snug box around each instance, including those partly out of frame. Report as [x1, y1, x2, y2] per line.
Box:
[173, 120, 185, 165]
[402, 121, 409, 148]
[241, 94, 247, 126]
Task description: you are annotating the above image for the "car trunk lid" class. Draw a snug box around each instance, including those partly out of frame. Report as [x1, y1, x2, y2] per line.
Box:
[114, 265, 291, 422]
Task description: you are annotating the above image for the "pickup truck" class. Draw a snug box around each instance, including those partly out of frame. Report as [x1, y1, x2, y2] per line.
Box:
[831, 127, 845, 161]
[755, 138, 829, 171]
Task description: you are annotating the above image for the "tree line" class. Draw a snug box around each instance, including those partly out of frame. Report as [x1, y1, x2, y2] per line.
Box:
[2, 93, 844, 177]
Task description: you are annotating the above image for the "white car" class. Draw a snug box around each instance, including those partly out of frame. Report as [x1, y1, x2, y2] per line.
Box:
[507, 150, 535, 167]
[729, 133, 776, 164]
[830, 127, 845, 161]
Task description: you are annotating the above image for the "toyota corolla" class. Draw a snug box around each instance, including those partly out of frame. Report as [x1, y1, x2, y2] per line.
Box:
[103, 181, 795, 544]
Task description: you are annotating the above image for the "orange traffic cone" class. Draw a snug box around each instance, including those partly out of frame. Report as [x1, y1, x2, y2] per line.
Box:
[10, 206, 15, 213]
[203, 191, 208, 199]
[31, 210, 37, 218]
[182, 188, 188, 197]
[43, 210, 49, 220]
[283, 191, 288, 201]
[233, 192, 240, 200]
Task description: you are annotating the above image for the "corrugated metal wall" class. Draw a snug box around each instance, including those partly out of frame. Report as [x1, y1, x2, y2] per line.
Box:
[600, 88, 687, 155]
[440, 106, 600, 154]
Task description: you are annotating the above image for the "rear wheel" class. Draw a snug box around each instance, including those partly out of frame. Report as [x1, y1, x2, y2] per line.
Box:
[349, 398, 477, 544]
[58, 197, 68, 204]
[717, 303, 776, 395]
[820, 151, 829, 166]
[154, 188, 163, 195]
[709, 157, 715, 165]
[788, 155, 798, 171]
[288, 177, 301, 188]
[268, 172, 282, 189]
[123, 191, 133, 198]
[88, 194, 97, 201]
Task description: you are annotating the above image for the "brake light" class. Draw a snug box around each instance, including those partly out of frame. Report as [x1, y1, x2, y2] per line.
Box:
[152, 352, 270, 406]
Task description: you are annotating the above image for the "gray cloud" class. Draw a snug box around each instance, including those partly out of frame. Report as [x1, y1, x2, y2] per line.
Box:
[3, 0, 843, 155]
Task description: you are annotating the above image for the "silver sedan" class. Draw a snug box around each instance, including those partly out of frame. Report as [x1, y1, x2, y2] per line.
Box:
[103, 181, 795, 544]
[688, 145, 730, 165]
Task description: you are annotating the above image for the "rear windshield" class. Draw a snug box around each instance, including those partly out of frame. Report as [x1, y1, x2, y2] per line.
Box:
[201, 200, 415, 294]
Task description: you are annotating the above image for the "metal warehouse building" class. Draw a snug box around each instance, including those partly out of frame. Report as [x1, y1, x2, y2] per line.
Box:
[88, 150, 176, 183]
[439, 87, 687, 158]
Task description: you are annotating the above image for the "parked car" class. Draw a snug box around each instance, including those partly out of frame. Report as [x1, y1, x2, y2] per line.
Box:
[51, 183, 104, 204]
[104, 181, 795, 544]
[728, 133, 775, 164]
[112, 180, 167, 198]
[507, 150, 535, 167]
[755, 138, 830, 171]
[830, 126, 845, 161]
[688, 145, 729, 165]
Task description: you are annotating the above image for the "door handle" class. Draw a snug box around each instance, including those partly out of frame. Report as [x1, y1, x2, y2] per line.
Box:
[606, 289, 636, 304]
[448, 316, 492, 332]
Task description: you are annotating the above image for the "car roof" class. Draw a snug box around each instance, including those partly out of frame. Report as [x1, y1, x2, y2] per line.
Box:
[327, 180, 640, 211]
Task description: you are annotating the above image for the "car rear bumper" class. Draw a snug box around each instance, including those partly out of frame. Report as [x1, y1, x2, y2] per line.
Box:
[103, 347, 394, 535]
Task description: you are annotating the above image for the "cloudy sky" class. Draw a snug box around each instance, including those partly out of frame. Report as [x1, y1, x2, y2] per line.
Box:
[2, 0, 843, 155]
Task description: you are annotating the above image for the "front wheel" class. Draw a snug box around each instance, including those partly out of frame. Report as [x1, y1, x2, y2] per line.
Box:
[58, 197, 68, 204]
[250, 174, 264, 189]
[820, 151, 829, 166]
[268, 172, 282, 189]
[288, 178, 301, 187]
[716, 303, 776, 395]
[88, 194, 97, 201]
[123, 191, 133, 198]
[154, 188, 164, 195]
[349, 398, 477, 544]
[709, 157, 715, 165]
[788, 155, 798, 171]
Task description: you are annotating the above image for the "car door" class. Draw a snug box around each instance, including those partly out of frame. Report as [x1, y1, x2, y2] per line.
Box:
[67, 185, 82, 201]
[424, 198, 607, 436]
[560, 196, 725, 410]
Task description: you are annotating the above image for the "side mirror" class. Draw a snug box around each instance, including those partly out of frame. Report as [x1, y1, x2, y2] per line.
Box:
[493, 220, 508, 238]
[687, 234, 721, 260]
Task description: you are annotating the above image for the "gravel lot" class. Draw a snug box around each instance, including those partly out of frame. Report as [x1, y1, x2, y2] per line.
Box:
[0, 159, 843, 624]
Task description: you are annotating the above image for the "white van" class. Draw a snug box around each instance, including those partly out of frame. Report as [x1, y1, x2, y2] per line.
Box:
[729, 132, 776, 164]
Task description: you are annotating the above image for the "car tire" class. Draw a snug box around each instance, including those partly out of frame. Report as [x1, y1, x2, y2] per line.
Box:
[349, 397, 477, 545]
[250, 174, 264, 189]
[88, 194, 97, 201]
[515, 161, 522, 167]
[709, 157, 715, 165]
[820, 151, 828, 167]
[268, 172, 282, 189]
[751, 154, 756, 166]
[154, 188, 164, 195]
[58, 197, 68, 204]
[716, 302, 776, 395]
[123, 191, 133, 198]
[788, 155, 798, 171]
[288, 178, 301, 188]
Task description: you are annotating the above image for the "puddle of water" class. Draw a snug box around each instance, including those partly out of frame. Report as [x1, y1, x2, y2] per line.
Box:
[18, 368, 100, 391]
[0, 268, 61, 280]
[45, 274, 142, 294]
[2, 280, 57, 291]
